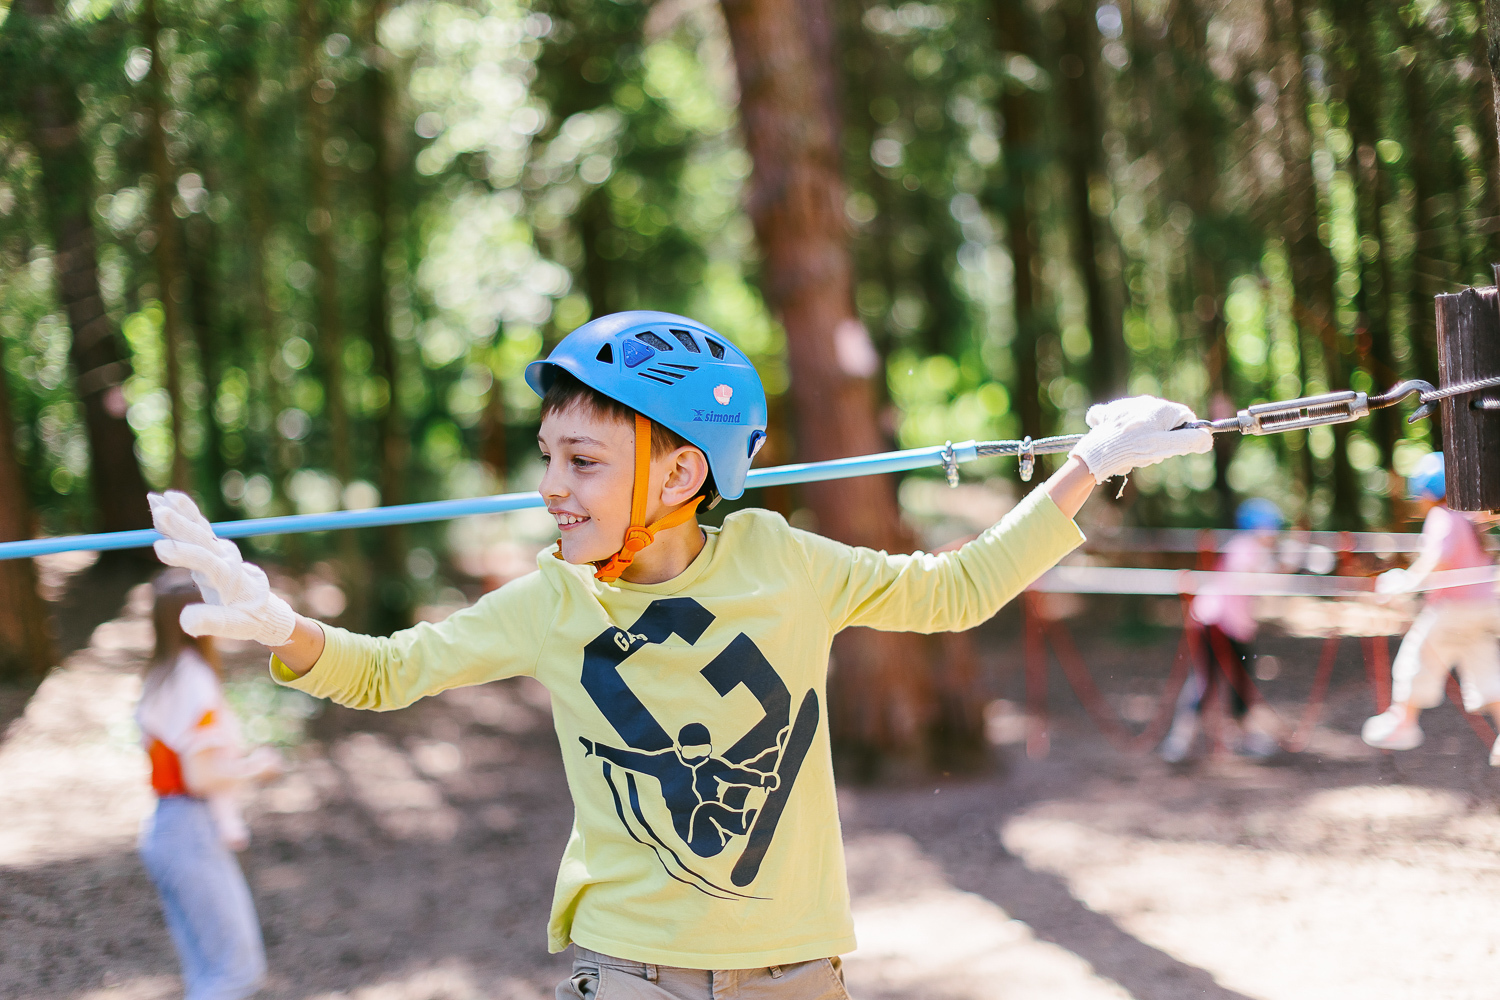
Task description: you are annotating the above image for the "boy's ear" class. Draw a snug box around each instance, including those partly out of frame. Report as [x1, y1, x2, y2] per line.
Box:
[660, 446, 709, 506]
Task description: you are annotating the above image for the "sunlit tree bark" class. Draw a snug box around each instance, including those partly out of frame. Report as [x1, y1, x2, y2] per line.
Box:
[720, 0, 937, 774]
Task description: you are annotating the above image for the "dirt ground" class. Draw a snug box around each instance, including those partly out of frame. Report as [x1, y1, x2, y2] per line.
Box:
[4, 577, 1500, 1000]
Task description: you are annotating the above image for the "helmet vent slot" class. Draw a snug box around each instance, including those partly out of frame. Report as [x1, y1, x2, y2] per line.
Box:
[660, 363, 698, 371]
[645, 366, 687, 381]
[669, 330, 701, 353]
[595, 344, 614, 364]
[637, 331, 673, 352]
[705, 338, 726, 360]
[637, 371, 674, 386]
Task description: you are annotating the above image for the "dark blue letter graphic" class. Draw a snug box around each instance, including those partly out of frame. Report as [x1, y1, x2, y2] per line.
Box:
[577, 598, 819, 897]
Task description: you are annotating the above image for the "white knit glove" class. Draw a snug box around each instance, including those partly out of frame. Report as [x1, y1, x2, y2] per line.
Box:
[1375, 568, 1415, 595]
[148, 491, 298, 646]
[1069, 396, 1215, 484]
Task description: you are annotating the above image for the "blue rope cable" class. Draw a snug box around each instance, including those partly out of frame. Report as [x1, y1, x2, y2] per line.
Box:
[0, 438, 1044, 562]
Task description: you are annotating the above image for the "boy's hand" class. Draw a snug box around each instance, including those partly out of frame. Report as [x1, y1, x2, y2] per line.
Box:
[1070, 396, 1214, 484]
[149, 491, 297, 646]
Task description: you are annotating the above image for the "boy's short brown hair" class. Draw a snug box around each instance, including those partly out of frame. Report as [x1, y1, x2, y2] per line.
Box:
[540, 370, 692, 459]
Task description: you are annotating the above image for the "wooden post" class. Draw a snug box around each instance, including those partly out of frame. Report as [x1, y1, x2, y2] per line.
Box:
[1433, 282, 1500, 510]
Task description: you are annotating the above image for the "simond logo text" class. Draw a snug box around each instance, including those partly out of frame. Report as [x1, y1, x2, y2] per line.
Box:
[692, 410, 743, 424]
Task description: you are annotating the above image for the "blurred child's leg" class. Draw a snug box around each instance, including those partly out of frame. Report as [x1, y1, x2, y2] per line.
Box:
[140, 797, 266, 1000]
[1450, 612, 1500, 765]
[1365, 607, 1447, 750]
[1159, 660, 1207, 763]
[140, 801, 207, 987]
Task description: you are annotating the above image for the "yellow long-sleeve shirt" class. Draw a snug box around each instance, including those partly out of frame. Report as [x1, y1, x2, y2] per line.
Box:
[273, 488, 1083, 968]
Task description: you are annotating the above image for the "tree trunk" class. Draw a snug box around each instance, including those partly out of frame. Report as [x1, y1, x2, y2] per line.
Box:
[143, 0, 192, 492]
[1485, 0, 1500, 189]
[12, 0, 152, 536]
[1277, 0, 1360, 527]
[0, 369, 55, 683]
[236, 69, 289, 489]
[720, 0, 936, 775]
[1057, 0, 1126, 399]
[1335, 1, 1400, 474]
[991, 0, 1045, 442]
[1168, 0, 1236, 517]
[1395, 11, 1446, 437]
[363, 0, 411, 633]
[185, 208, 229, 518]
[301, 0, 364, 623]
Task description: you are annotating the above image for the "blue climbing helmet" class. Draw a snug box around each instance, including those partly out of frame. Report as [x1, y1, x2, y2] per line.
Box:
[1408, 451, 1445, 501]
[1235, 498, 1283, 532]
[525, 311, 769, 501]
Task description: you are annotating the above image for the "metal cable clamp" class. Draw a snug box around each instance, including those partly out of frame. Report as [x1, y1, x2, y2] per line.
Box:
[941, 441, 960, 488]
[1018, 436, 1036, 482]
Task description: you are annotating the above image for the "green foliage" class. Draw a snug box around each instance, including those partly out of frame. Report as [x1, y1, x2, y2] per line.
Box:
[1, 0, 1497, 564]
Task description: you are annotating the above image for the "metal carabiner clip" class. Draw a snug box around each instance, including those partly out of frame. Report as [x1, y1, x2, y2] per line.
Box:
[1018, 436, 1036, 482]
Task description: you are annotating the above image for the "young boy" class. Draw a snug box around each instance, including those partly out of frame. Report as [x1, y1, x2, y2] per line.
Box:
[149, 310, 1212, 999]
[1363, 452, 1500, 765]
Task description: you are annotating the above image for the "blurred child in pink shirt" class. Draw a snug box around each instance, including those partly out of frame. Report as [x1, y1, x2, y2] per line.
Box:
[1159, 498, 1283, 763]
[1363, 453, 1500, 764]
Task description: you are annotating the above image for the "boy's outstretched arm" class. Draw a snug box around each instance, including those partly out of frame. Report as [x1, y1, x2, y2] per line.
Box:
[795, 396, 1214, 636]
[152, 490, 546, 707]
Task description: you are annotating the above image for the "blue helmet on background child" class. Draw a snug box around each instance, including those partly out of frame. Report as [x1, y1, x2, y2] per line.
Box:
[1235, 497, 1283, 531]
[525, 311, 770, 501]
[1407, 452, 1445, 501]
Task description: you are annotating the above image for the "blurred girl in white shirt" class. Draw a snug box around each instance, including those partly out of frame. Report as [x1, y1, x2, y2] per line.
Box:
[137, 570, 282, 1000]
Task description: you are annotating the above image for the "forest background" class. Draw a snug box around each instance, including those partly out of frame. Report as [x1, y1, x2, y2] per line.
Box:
[2, 0, 1497, 768]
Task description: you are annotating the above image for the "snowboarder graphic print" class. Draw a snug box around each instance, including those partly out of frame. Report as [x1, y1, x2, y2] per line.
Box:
[578, 597, 820, 895]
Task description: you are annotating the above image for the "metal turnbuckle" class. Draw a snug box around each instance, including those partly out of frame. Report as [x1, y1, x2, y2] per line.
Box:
[1234, 390, 1369, 435]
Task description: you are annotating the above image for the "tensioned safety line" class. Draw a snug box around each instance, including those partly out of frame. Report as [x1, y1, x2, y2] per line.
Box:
[1028, 564, 1500, 597]
[0, 439, 1018, 561]
[1, 374, 1495, 563]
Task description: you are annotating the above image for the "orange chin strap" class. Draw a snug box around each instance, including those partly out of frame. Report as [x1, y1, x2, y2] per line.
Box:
[594, 413, 704, 583]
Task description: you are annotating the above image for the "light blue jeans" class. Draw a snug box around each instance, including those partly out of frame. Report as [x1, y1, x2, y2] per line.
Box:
[139, 796, 267, 1000]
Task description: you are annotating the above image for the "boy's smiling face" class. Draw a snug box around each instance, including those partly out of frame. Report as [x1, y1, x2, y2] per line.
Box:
[538, 403, 639, 566]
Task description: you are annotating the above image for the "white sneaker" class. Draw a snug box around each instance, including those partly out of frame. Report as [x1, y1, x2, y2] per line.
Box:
[1159, 713, 1199, 764]
[1361, 709, 1423, 751]
[1237, 730, 1280, 760]
[1490, 735, 1500, 768]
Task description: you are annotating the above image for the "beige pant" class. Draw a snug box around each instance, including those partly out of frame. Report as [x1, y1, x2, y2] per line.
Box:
[1393, 602, 1500, 713]
[556, 947, 853, 1000]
